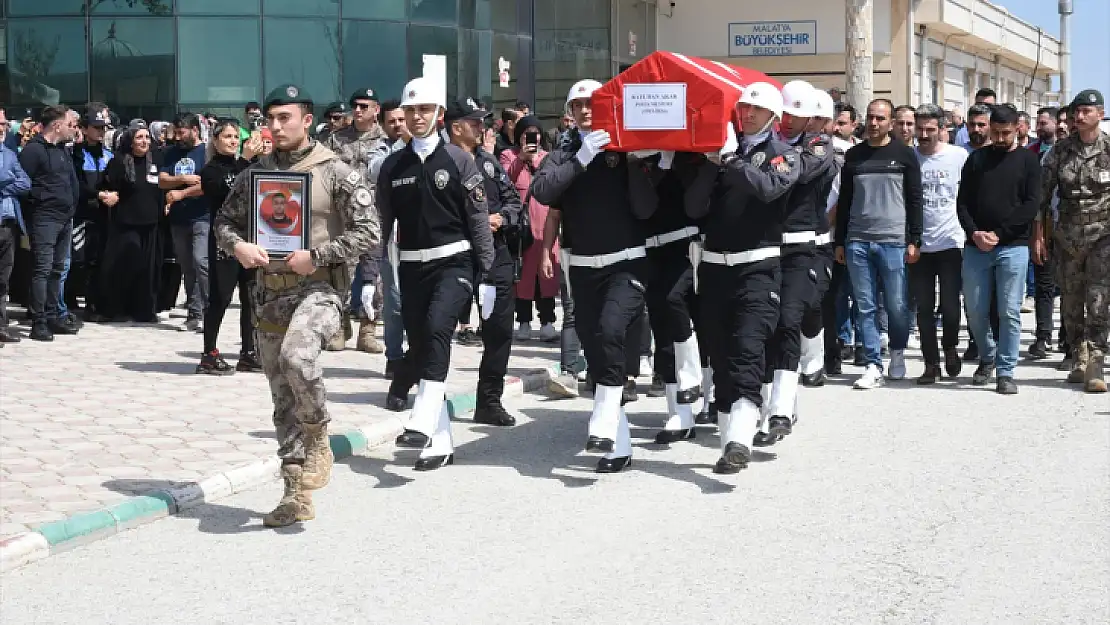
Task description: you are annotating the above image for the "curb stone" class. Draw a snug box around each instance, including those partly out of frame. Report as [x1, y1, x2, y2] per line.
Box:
[0, 369, 550, 574]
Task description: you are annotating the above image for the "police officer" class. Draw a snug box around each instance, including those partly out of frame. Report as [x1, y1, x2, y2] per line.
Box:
[377, 78, 496, 469]
[531, 78, 659, 473]
[639, 150, 706, 444]
[1037, 88, 1109, 393]
[797, 88, 842, 388]
[444, 96, 525, 426]
[686, 82, 801, 474]
[214, 84, 381, 527]
[325, 87, 390, 354]
[756, 81, 835, 446]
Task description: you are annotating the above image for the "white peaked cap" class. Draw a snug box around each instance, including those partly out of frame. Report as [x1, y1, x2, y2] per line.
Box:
[739, 81, 785, 119]
[781, 80, 816, 117]
[401, 77, 446, 108]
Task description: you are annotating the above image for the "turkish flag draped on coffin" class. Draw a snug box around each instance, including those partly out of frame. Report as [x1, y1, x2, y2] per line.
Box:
[590, 50, 781, 153]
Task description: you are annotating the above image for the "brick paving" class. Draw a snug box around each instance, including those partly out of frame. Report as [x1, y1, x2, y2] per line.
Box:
[0, 304, 560, 539]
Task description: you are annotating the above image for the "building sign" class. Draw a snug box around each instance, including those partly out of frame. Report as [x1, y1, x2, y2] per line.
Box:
[623, 83, 687, 131]
[728, 21, 817, 57]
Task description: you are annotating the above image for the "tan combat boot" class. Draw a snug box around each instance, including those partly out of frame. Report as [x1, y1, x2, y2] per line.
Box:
[356, 318, 385, 354]
[263, 464, 315, 527]
[301, 423, 334, 490]
[1067, 342, 1089, 384]
[1084, 350, 1107, 393]
[326, 315, 352, 351]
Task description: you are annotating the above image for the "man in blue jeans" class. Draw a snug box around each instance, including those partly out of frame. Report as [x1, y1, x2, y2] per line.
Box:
[956, 104, 1041, 394]
[834, 99, 923, 389]
[160, 114, 210, 332]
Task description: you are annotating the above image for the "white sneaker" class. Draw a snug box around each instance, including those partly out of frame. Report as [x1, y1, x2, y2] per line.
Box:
[906, 333, 920, 350]
[514, 322, 532, 341]
[887, 349, 906, 380]
[639, 355, 654, 377]
[1020, 297, 1034, 313]
[538, 322, 558, 342]
[880, 333, 890, 351]
[547, 366, 580, 399]
[854, 364, 886, 389]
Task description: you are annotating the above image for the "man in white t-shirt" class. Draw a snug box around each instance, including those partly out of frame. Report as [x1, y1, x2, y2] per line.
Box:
[912, 104, 969, 384]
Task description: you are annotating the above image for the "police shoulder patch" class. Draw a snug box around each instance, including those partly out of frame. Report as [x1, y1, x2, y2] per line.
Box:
[472, 184, 486, 203]
[354, 187, 372, 206]
[463, 173, 483, 191]
[435, 169, 451, 190]
[483, 160, 495, 178]
[812, 144, 826, 157]
[750, 152, 766, 167]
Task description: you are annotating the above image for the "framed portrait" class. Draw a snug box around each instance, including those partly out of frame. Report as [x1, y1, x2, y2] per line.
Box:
[248, 170, 312, 257]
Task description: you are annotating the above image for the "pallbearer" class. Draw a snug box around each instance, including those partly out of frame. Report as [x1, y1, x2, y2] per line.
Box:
[377, 77, 496, 470]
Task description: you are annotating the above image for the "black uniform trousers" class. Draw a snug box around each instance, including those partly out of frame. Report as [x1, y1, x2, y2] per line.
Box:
[765, 246, 815, 376]
[1033, 253, 1060, 344]
[204, 233, 257, 354]
[699, 258, 781, 411]
[910, 248, 963, 366]
[570, 258, 647, 388]
[822, 259, 850, 363]
[477, 245, 516, 407]
[645, 244, 696, 384]
[801, 244, 834, 338]
[390, 253, 475, 396]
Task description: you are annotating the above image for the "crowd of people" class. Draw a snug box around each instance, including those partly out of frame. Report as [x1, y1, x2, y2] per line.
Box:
[1, 75, 1106, 527]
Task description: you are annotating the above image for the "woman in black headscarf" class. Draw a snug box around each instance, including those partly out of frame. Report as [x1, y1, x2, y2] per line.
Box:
[97, 127, 163, 322]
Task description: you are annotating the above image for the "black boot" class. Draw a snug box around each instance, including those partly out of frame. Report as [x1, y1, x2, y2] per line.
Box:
[695, 402, 718, 425]
[473, 403, 516, 426]
[395, 430, 429, 448]
[713, 442, 751, 474]
[621, 378, 637, 404]
[595, 455, 632, 473]
[29, 322, 54, 342]
[768, 415, 793, 438]
[654, 427, 696, 445]
[752, 432, 779, 447]
[1028, 339, 1049, 360]
[800, 368, 827, 387]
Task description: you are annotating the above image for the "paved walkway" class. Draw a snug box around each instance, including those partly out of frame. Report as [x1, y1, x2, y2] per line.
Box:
[2, 342, 1106, 623]
[0, 304, 559, 539]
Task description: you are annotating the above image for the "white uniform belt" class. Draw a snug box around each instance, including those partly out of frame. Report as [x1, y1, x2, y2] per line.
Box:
[814, 232, 832, 246]
[567, 246, 647, 269]
[398, 240, 471, 262]
[781, 231, 817, 245]
[701, 246, 780, 266]
[646, 226, 700, 249]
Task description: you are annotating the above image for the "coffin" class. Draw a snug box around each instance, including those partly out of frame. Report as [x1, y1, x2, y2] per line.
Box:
[591, 50, 781, 152]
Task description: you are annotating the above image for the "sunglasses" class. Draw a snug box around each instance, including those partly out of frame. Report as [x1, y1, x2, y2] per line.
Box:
[328, 115, 344, 122]
[353, 102, 373, 110]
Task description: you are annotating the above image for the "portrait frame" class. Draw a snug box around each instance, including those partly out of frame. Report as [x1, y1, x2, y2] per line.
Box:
[248, 170, 313, 257]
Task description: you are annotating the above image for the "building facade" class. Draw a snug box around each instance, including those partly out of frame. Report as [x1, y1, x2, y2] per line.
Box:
[658, 0, 1061, 113]
[0, 0, 661, 124]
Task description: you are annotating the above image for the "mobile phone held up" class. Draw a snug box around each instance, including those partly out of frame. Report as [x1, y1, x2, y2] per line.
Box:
[525, 131, 540, 150]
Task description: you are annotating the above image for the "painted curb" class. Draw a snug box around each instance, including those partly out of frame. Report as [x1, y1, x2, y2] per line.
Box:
[0, 369, 550, 574]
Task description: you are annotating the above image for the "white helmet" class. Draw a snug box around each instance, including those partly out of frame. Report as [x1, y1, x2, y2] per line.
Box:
[566, 79, 603, 107]
[781, 80, 816, 117]
[738, 81, 784, 119]
[400, 77, 445, 108]
[811, 89, 836, 120]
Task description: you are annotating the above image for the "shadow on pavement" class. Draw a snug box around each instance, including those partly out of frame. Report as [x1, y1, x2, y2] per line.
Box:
[100, 478, 304, 536]
[248, 430, 277, 439]
[116, 361, 196, 375]
[328, 390, 391, 405]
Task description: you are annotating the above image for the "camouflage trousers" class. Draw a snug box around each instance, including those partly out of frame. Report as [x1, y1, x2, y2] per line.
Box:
[1055, 233, 1110, 355]
[251, 279, 343, 460]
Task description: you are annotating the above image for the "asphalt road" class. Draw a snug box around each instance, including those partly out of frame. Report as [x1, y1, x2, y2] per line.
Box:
[2, 354, 1108, 625]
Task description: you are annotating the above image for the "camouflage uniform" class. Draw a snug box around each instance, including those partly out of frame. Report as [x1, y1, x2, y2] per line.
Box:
[1041, 126, 1110, 391]
[215, 85, 381, 525]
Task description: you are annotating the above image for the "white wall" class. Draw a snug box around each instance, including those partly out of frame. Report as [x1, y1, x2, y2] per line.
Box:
[658, 0, 892, 57]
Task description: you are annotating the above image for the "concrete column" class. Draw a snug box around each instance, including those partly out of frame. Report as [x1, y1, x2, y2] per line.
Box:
[846, 0, 875, 108]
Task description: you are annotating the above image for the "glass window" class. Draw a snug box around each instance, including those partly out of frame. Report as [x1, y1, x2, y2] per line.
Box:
[90, 18, 175, 110]
[343, 0, 406, 20]
[489, 33, 517, 111]
[263, 0, 339, 16]
[458, 0, 489, 29]
[264, 19, 340, 110]
[534, 0, 611, 120]
[7, 0, 84, 16]
[410, 0, 457, 25]
[341, 20, 408, 105]
[408, 25, 459, 99]
[6, 18, 89, 105]
[457, 28, 490, 103]
[89, 0, 174, 15]
[178, 0, 261, 15]
[517, 0, 532, 34]
[177, 18, 261, 105]
[490, 0, 516, 33]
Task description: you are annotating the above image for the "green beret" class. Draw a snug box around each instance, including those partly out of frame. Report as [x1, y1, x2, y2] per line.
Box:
[264, 84, 313, 110]
[1070, 89, 1104, 108]
[325, 101, 350, 115]
[350, 88, 379, 104]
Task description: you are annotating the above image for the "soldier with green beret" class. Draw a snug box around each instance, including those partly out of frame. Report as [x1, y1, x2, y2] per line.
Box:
[1036, 88, 1110, 392]
[213, 83, 382, 526]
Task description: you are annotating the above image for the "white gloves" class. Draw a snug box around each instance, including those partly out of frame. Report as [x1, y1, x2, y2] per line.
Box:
[719, 123, 739, 159]
[658, 151, 675, 170]
[360, 285, 376, 318]
[478, 284, 497, 320]
[575, 130, 611, 167]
